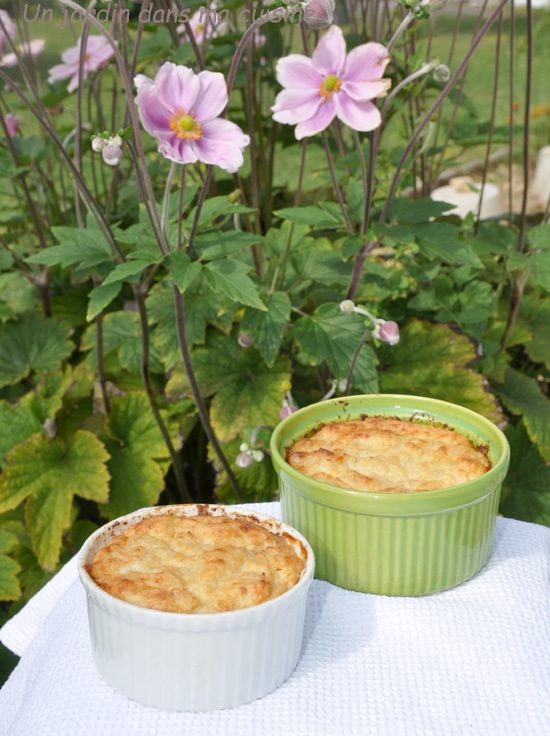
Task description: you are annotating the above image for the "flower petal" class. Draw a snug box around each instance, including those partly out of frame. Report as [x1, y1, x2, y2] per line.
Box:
[48, 62, 74, 84]
[158, 138, 199, 166]
[134, 80, 174, 139]
[311, 25, 346, 77]
[341, 78, 391, 102]
[295, 99, 336, 140]
[196, 118, 250, 173]
[343, 41, 391, 82]
[275, 54, 320, 90]
[155, 63, 200, 113]
[334, 94, 381, 132]
[193, 70, 228, 121]
[271, 88, 323, 125]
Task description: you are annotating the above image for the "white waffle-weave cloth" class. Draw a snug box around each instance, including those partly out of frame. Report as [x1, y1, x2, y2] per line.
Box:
[1, 503, 550, 736]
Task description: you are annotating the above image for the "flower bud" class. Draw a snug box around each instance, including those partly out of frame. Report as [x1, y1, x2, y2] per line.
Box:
[236, 451, 254, 468]
[374, 320, 400, 346]
[280, 404, 297, 419]
[238, 332, 254, 348]
[91, 135, 106, 152]
[303, 0, 335, 30]
[252, 450, 265, 463]
[433, 64, 450, 83]
[102, 143, 123, 166]
[339, 299, 356, 314]
[4, 113, 19, 137]
[108, 134, 123, 147]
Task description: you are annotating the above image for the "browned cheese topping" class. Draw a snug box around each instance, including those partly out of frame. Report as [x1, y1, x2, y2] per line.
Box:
[89, 515, 305, 614]
[286, 415, 491, 493]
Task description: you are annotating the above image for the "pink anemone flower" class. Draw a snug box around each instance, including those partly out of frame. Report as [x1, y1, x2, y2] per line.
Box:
[0, 39, 45, 68]
[271, 25, 391, 139]
[176, 8, 217, 45]
[134, 62, 250, 173]
[0, 11, 15, 55]
[3, 113, 19, 138]
[48, 35, 114, 92]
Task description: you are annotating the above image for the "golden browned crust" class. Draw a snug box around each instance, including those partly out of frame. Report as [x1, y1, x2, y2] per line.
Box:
[88, 514, 305, 614]
[286, 416, 491, 493]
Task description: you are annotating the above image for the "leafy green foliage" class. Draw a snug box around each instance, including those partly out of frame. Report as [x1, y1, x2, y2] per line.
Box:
[500, 422, 550, 526]
[167, 331, 291, 442]
[0, 431, 110, 570]
[100, 392, 170, 519]
[294, 303, 379, 393]
[378, 319, 503, 423]
[494, 368, 550, 462]
[0, 313, 73, 388]
[0, 530, 21, 601]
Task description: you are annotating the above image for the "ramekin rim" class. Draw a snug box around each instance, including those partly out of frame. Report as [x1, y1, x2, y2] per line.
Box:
[77, 503, 315, 622]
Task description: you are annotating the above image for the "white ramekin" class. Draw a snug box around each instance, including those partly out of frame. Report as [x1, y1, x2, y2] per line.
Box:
[78, 504, 315, 711]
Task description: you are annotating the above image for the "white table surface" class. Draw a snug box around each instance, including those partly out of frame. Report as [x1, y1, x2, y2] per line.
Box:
[1, 502, 549, 736]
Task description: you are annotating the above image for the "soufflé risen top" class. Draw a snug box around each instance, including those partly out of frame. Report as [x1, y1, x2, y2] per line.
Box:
[285, 416, 491, 493]
[87, 514, 305, 614]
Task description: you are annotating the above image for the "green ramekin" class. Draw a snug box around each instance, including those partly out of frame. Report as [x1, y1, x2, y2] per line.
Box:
[270, 394, 510, 596]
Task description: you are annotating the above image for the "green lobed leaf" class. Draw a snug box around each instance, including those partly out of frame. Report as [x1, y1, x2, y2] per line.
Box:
[202, 259, 266, 310]
[147, 280, 233, 369]
[378, 319, 504, 423]
[27, 225, 113, 270]
[191, 196, 255, 230]
[0, 529, 21, 600]
[193, 231, 264, 260]
[387, 197, 455, 223]
[293, 303, 379, 393]
[0, 313, 73, 388]
[500, 422, 550, 526]
[0, 273, 39, 321]
[82, 311, 165, 375]
[0, 402, 43, 466]
[167, 251, 203, 294]
[241, 291, 291, 367]
[413, 222, 483, 268]
[274, 205, 345, 229]
[101, 392, 170, 519]
[0, 431, 110, 569]
[518, 294, 550, 370]
[171, 332, 291, 443]
[493, 367, 550, 462]
[86, 282, 122, 321]
[101, 259, 157, 286]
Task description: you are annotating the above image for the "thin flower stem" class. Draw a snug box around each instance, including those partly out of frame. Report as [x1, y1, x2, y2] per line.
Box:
[172, 285, 243, 500]
[380, 0, 510, 224]
[352, 130, 368, 237]
[134, 286, 193, 503]
[517, 0, 533, 254]
[475, 12, 503, 235]
[225, 10, 280, 99]
[0, 70, 124, 262]
[94, 299, 110, 416]
[321, 132, 354, 233]
[277, 139, 308, 291]
[387, 10, 415, 53]
[57, 0, 169, 256]
[344, 327, 371, 395]
[380, 63, 435, 119]
[186, 166, 214, 256]
[161, 162, 178, 249]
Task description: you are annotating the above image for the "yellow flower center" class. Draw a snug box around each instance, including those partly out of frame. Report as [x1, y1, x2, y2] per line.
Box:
[169, 110, 203, 140]
[319, 74, 342, 99]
